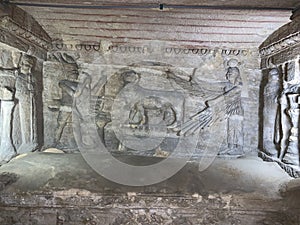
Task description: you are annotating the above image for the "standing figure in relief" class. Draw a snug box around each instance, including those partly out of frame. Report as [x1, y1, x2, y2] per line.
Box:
[178, 59, 244, 156]
[51, 53, 79, 149]
[219, 62, 244, 155]
[15, 54, 37, 154]
[263, 68, 281, 157]
[73, 72, 96, 148]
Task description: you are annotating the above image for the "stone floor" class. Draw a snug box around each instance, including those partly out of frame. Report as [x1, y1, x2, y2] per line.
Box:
[0, 152, 299, 224]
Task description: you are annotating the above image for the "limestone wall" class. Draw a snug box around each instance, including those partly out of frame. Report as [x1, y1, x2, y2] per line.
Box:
[43, 43, 262, 157]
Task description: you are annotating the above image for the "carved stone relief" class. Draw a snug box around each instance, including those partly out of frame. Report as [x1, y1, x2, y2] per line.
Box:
[15, 54, 38, 154]
[283, 94, 300, 166]
[176, 59, 244, 156]
[0, 75, 16, 162]
[0, 51, 38, 162]
[262, 68, 281, 157]
[44, 55, 248, 158]
[47, 53, 80, 151]
[92, 66, 185, 156]
[259, 8, 300, 176]
[260, 55, 300, 176]
[42, 40, 258, 158]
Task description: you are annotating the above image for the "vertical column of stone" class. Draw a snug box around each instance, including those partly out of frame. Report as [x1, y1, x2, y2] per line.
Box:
[0, 52, 19, 162]
[15, 54, 38, 154]
[0, 101, 15, 162]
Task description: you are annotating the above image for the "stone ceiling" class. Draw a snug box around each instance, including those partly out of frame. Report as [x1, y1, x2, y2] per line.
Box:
[10, 0, 300, 9]
[9, 0, 300, 48]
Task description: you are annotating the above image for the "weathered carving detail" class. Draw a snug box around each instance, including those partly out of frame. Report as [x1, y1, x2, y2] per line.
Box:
[170, 59, 244, 156]
[259, 31, 300, 57]
[110, 45, 153, 54]
[129, 96, 177, 129]
[0, 59, 17, 162]
[0, 28, 29, 52]
[59, 58, 248, 158]
[96, 70, 140, 151]
[0, 17, 51, 50]
[261, 55, 300, 176]
[0, 53, 38, 162]
[15, 54, 38, 154]
[92, 66, 184, 155]
[262, 68, 281, 157]
[52, 42, 101, 52]
[221, 49, 248, 56]
[0, 101, 15, 162]
[165, 47, 212, 56]
[49, 42, 250, 61]
[48, 53, 79, 150]
[283, 94, 300, 166]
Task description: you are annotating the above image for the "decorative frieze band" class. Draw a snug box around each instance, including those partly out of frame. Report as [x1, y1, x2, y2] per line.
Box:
[221, 49, 248, 56]
[164, 47, 211, 55]
[259, 31, 300, 57]
[0, 28, 29, 52]
[0, 17, 51, 50]
[52, 42, 101, 52]
[109, 45, 153, 54]
[51, 41, 249, 57]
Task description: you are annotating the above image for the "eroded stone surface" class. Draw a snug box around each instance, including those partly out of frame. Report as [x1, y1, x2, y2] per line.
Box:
[0, 152, 297, 224]
[0, 51, 43, 162]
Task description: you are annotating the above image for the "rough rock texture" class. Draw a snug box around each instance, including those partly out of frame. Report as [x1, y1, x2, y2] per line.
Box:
[0, 152, 299, 225]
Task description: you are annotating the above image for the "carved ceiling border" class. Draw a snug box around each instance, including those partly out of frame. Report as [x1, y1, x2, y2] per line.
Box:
[259, 31, 300, 57]
[51, 41, 250, 56]
[0, 16, 51, 51]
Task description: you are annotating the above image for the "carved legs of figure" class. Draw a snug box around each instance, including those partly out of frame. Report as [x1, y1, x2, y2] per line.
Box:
[53, 110, 72, 148]
[279, 94, 289, 160]
[283, 94, 300, 166]
[0, 101, 16, 162]
[17, 98, 38, 154]
[219, 115, 244, 156]
[263, 108, 280, 157]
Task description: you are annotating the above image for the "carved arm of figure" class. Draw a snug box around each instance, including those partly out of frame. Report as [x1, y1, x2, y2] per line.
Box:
[74, 73, 91, 98]
[73, 73, 92, 121]
[58, 80, 78, 97]
[178, 85, 241, 136]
